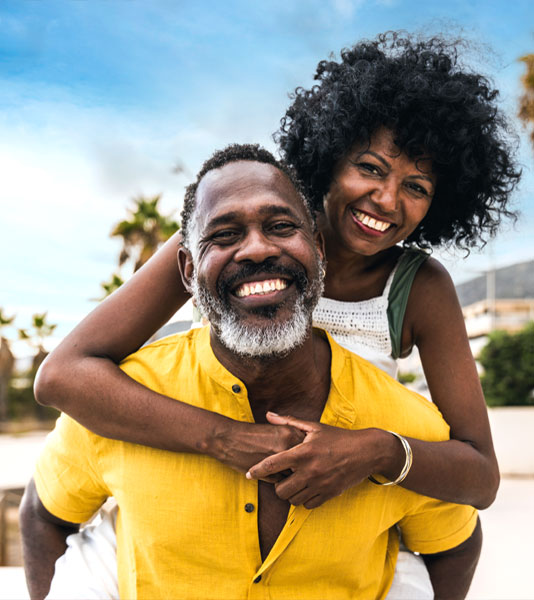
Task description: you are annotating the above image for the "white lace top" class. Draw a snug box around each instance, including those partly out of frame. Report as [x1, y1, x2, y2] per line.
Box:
[312, 263, 400, 378]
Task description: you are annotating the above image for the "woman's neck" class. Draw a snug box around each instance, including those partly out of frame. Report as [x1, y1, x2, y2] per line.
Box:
[321, 227, 402, 302]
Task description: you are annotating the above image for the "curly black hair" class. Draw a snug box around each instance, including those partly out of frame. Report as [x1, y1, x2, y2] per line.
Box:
[276, 32, 521, 249]
[180, 143, 314, 250]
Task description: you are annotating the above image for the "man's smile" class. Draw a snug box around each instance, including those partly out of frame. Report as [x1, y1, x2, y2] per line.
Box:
[234, 278, 289, 298]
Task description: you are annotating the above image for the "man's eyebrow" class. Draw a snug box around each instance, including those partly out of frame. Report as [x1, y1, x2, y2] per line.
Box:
[204, 204, 303, 230]
[204, 212, 241, 230]
[257, 204, 303, 219]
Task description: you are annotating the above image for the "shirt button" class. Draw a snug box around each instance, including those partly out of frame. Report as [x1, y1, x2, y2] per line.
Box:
[253, 575, 262, 583]
[244, 503, 255, 513]
[232, 384, 241, 393]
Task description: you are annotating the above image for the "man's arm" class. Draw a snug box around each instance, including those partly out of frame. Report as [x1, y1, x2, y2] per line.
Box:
[421, 517, 482, 600]
[19, 478, 80, 600]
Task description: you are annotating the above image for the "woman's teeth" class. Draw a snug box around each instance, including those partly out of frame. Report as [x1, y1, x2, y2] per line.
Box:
[235, 279, 288, 298]
[353, 210, 392, 232]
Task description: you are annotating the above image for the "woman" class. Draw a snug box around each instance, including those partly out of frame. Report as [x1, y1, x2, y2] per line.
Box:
[37, 33, 519, 598]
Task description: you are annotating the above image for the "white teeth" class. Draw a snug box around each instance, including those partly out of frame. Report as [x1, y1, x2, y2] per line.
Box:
[353, 210, 392, 232]
[235, 279, 287, 298]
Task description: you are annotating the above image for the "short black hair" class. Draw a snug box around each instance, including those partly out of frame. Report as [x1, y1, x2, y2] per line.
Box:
[180, 143, 314, 250]
[276, 32, 521, 250]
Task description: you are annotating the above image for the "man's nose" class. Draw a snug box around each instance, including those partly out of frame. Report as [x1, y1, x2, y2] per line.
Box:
[233, 229, 282, 263]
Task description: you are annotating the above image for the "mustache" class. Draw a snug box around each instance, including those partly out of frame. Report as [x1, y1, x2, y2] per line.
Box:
[217, 260, 308, 298]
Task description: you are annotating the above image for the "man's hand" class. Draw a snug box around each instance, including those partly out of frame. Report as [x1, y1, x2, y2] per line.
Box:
[245, 413, 390, 507]
[422, 517, 482, 600]
[211, 417, 306, 481]
[19, 478, 80, 600]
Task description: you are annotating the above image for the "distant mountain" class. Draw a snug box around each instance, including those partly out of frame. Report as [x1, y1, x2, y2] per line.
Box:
[455, 260, 534, 307]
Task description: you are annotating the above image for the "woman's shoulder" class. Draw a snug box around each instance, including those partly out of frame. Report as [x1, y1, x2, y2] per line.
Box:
[410, 255, 455, 292]
[405, 256, 462, 339]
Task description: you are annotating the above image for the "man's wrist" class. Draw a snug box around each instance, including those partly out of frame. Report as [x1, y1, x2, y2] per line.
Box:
[198, 413, 237, 461]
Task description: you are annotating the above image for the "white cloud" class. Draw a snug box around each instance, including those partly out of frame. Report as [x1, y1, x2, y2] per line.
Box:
[330, 0, 365, 19]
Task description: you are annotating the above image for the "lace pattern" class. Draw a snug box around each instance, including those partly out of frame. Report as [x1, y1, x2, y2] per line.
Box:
[312, 262, 400, 378]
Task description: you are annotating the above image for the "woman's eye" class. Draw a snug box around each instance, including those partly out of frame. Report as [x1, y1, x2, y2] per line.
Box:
[357, 162, 381, 175]
[406, 182, 430, 196]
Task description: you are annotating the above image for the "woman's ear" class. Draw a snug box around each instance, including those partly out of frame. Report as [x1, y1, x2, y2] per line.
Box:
[177, 246, 194, 294]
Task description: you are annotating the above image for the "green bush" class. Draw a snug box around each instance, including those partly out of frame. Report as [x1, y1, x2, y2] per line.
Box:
[398, 372, 417, 385]
[479, 322, 534, 407]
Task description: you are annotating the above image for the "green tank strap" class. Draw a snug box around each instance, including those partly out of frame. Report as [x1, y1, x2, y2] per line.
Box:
[387, 249, 430, 359]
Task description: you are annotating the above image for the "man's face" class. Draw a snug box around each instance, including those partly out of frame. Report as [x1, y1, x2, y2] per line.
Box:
[183, 160, 324, 358]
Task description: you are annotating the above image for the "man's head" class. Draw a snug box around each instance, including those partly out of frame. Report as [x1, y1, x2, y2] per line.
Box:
[178, 144, 325, 359]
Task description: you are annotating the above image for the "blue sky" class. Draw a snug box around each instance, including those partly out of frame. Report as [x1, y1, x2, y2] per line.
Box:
[1, 0, 533, 349]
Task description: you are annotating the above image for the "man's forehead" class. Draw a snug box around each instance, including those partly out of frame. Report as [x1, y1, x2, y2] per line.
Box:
[195, 161, 306, 223]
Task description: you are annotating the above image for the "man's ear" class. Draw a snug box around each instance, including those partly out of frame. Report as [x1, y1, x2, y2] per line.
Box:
[314, 229, 326, 265]
[177, 246, 194, 294]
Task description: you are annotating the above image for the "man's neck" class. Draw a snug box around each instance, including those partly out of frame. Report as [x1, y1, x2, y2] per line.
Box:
[210, 329, 332, 422]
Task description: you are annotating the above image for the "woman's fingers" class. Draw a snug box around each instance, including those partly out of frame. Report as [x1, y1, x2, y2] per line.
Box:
[246, 448, 295, 480]
[303, 495, 326, 509]
[266, 412, 316, 434]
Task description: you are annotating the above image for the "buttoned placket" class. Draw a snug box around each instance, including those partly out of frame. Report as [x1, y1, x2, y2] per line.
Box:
[228, 353, 355, 598]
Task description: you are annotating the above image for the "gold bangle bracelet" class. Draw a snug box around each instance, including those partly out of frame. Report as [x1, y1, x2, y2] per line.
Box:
[368, 431, 413, 486]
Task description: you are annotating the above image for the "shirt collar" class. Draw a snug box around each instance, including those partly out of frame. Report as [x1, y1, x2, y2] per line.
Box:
[196, 325, 357, 428]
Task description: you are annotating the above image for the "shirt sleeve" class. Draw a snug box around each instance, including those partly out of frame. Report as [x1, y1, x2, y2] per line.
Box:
[34, 414, 110, 524]
[398, 498, 478, 555]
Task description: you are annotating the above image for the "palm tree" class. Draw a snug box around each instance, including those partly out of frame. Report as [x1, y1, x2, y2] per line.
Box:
[18, 312, 57, 373]
[0, 309, 15, 421]
[111, 194, 180, 273]
[93, 273, 125, 301]
[519, 53, 534, 150]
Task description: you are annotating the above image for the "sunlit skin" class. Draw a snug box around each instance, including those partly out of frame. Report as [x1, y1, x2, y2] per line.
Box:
[178, 160, 330, 559]
[323, 127, 435, 258]
[182, 161, 323, 345]
[318, 127, 436, 305]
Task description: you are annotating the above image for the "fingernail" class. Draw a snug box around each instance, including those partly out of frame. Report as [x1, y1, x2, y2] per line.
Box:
[246, 471, 252, 479]
[267, 411, 279, 416]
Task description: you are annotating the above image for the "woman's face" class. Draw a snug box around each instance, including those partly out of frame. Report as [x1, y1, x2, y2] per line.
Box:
[322, 127, 436, 257]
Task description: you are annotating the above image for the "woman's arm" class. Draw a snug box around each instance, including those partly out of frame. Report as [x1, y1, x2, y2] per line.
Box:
[248, 259, 499, 509]
[398, 258, 499, 508]
[35, 231, 303, 468]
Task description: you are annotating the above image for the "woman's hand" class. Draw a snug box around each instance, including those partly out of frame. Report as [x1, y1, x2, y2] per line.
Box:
[245, 413, 393, 508]
[211, 417, 306, 481]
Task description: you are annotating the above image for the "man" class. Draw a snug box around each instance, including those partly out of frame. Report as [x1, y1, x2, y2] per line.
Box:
[20, 144, 480, 600]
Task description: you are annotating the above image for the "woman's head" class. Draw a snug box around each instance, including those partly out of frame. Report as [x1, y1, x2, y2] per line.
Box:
[276, 32, 521, 250]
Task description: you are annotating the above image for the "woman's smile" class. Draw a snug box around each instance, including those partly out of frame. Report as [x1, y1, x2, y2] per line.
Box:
[323, 127, 435, 256]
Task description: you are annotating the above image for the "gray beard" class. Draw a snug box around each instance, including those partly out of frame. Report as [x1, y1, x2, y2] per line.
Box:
[191, 264, 324, 359]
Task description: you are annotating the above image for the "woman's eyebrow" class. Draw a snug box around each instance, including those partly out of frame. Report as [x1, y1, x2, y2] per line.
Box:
[407, 173, 435, 186]
[358, 150, 391, 169]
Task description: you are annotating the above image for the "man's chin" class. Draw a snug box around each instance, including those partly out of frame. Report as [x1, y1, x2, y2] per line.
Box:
[213, 304, 311, 359]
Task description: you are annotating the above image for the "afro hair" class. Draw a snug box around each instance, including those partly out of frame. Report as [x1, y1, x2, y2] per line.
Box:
[276, 32, 521, 250]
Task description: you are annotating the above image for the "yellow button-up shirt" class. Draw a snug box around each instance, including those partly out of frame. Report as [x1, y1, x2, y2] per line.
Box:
[35, 326, 477, 599]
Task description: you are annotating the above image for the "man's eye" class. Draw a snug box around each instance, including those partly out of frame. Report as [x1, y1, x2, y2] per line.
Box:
[270, 222, 296, 233]
[212, 230, 238, 242]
